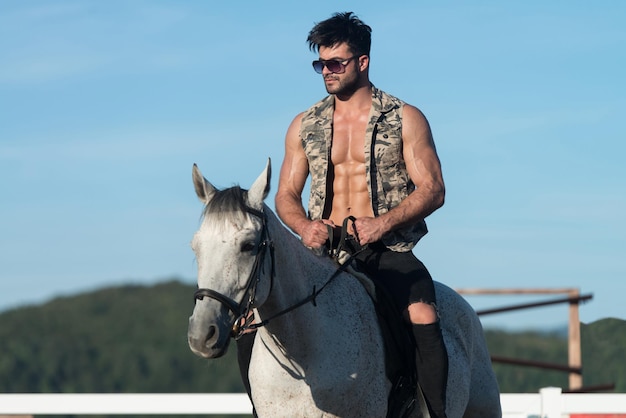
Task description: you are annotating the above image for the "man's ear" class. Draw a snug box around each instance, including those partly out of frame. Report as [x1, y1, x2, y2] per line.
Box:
[358, 55, 369, 72]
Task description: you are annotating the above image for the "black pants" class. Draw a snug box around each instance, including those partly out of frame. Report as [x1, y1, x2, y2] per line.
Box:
[353, 241, 437, 314]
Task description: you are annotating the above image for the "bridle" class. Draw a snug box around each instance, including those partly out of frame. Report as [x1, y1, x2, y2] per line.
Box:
[193, 206, 274, 339]
[193, 208, 362, 340]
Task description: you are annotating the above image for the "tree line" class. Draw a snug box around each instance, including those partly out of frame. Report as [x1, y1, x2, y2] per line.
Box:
[1, 280, 623, 415]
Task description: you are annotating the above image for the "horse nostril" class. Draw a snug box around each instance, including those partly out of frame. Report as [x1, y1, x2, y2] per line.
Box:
[205, 325, 216, 343]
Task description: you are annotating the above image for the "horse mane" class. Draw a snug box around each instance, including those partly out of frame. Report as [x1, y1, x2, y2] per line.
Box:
[201, 185, 253, 227]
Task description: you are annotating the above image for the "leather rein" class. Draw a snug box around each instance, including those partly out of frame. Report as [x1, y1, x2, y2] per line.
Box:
[193, 209, 362, 340]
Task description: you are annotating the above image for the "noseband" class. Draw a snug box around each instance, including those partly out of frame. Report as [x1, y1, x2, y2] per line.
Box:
[193, 207, 274, 339]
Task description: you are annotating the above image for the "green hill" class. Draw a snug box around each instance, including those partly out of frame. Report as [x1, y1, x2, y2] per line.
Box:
[581, 317, 626, 391]
[1, 280, 624, 401]
[0, 281, 243, 394]
[484, 318, 626, 393]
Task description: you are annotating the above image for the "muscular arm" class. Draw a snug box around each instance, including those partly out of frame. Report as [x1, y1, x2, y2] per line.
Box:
[354, 105, 445, 244]
[275, 114, 331, 248]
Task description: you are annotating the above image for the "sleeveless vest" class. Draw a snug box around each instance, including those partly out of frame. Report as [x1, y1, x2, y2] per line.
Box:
[299, 85, 428, 252]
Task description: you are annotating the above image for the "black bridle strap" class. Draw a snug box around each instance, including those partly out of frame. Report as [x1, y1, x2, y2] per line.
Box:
[244, 216, 370, 332]
[194, 288, 240, 316]
[241, 232, 365, 332]
[326, 216, 363, 258]
[194, 236, 272, 304]
[193, 207, 272, 323]
[244, 246, 361, 332]
[336, 216, 363, 255]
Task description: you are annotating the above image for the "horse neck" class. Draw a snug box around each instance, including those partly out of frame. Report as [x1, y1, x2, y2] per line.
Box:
[263, 208, 338, 310]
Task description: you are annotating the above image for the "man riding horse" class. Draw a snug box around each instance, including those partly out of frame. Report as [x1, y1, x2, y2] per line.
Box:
[273, 12, 448, 417]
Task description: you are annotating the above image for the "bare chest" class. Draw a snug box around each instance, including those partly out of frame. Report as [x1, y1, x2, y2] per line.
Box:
[330, 111, 368, 165]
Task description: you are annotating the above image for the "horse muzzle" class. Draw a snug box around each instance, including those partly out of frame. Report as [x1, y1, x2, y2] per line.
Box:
[187, 315, 231, 359]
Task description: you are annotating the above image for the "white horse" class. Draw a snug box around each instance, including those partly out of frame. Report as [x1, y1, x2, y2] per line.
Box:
[188, 160, 501, 418]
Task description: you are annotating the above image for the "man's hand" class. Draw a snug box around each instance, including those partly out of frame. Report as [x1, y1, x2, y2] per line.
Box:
[300, 219, 335, 249]
[353, 217, 386, 246]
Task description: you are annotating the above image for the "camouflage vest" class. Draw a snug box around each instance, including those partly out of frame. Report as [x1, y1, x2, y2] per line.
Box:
[299, 85, 428, 251]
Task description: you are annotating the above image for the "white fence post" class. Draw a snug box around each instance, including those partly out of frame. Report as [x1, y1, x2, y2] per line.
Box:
[540, 387, 562, 418]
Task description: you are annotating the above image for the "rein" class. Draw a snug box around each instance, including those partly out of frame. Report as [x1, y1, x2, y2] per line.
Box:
[243, 250, 357, 333]
[194, 209, 365, 339]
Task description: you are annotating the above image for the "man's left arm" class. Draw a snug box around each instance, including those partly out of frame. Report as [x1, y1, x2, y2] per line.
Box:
[354, 104, 445, 245]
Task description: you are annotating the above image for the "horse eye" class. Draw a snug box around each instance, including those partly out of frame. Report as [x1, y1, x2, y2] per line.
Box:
[241, 242, 256, 253]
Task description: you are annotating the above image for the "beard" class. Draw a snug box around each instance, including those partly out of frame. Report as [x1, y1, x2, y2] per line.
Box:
[324, 72, 360, 97]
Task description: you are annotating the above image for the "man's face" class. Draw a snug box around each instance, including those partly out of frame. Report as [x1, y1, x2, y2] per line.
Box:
[318, 43, 362, 96]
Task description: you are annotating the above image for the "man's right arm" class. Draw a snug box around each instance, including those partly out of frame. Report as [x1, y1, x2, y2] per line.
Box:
[275, 114, 330, 249]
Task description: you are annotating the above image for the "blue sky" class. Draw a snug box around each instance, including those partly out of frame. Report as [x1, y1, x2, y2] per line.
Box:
[1, 1, 624, 330]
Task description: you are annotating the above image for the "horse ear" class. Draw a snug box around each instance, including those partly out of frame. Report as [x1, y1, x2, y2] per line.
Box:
[248, 158, 271, 210]
[192, 164, 217, 204]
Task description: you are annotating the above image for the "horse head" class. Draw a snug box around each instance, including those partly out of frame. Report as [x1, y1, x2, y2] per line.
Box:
[187, 160, 272, 358]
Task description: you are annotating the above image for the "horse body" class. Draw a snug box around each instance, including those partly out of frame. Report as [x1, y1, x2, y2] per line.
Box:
[188, 160, 501, 418]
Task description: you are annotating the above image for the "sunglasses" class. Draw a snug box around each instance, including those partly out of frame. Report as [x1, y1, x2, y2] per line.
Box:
[312, 55, 358, 74]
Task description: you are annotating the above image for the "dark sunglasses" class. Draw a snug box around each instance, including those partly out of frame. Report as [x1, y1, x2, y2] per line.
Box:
[312, 56, 358, 74]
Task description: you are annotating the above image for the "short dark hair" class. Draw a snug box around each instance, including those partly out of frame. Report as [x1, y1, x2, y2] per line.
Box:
[307, 12, 372, 57]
